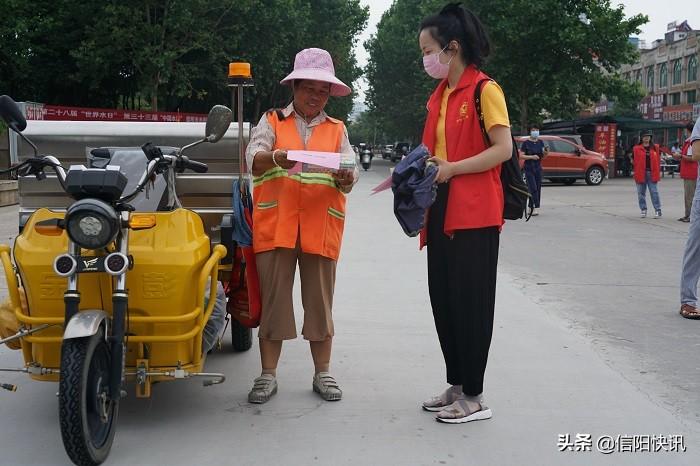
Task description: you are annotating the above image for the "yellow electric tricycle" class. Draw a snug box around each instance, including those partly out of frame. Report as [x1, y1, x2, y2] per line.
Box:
[0, 95, 233, 466]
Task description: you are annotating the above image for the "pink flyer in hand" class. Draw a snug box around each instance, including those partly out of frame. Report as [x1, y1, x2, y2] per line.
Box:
[287, 150, 341, 170]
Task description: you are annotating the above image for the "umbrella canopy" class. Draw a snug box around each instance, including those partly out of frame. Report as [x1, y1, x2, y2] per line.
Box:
[231, 178, 253, 247]
[391, 144, 438, 237]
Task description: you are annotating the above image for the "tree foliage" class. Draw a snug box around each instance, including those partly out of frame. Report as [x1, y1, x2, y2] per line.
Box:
[0, 0, 368, 121]
[347, 110, 380, 145]
[365, 0, 647, 140]
[364, 0, 439, 144]
[606, 81, 645, 118]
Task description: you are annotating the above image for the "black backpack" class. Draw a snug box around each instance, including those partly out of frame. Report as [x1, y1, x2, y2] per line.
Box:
[474, 79, 532, 221]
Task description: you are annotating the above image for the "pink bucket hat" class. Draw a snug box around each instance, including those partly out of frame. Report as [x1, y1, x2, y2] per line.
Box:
[280, 48, 352, 97]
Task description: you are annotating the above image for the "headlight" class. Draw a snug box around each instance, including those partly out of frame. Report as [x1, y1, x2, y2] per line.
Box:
[65, 198, 120, 250]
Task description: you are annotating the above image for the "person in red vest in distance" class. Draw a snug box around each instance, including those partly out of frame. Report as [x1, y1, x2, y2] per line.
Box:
[244, 48, 357, 404]
[418, 3, 512, 424]
[633, 131, 662, 218]
[674, 121, 698, 222]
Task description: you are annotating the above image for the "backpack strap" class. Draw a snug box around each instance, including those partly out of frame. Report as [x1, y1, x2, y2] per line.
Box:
[474, 78, 534, 221]
[474, 78, 494, 146]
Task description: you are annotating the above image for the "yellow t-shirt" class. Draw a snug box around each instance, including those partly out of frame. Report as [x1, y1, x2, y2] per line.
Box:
[434, 81, 510, 160]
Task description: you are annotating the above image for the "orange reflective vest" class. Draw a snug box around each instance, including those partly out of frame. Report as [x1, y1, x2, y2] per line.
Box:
[252, 111, 346, 260]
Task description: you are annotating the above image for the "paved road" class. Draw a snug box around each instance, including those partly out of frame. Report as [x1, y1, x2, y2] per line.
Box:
[1, 161, 699, 465]
[499, 169, 700, 426]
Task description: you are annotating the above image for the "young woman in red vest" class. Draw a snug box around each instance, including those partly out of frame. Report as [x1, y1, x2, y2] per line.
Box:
[633, 131, 662, 218]
[244, 48, 357, 404]
[418, 3, 512, 424]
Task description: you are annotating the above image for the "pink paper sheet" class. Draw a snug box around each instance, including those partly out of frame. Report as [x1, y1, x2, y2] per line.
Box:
[371, 174, 393, 195]
[287, 150, 341, 170]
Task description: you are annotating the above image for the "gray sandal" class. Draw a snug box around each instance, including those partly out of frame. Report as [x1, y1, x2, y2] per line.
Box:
[436, 398, 492, 424]
[313, 372, 342, 401]
[248, 374, 278, 404]
[422, 385, 463, 412]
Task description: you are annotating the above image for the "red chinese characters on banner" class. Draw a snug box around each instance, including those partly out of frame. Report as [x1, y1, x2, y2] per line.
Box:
[24, 102, 207, 122]
[594, 123, 617, 158]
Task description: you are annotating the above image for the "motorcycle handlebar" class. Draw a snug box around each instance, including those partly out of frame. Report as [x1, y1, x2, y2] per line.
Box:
[9, 156, 68, 188]
[179, 157, 208, 173]
[119, 153, 207, 202]
[11, 146, 206, 203]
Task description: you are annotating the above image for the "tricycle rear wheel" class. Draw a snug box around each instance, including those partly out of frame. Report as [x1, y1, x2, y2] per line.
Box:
[59, 328, 119, 466]
[231, 318, 252, 352]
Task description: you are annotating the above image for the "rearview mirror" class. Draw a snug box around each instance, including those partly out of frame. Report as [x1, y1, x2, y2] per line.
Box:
[205, 105, 232, 143]
[575, 148, 582, 156]
[0, 95, 27, 132]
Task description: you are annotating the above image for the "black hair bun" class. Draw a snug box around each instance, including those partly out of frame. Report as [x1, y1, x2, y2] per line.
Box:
[440, 2, 463, 16]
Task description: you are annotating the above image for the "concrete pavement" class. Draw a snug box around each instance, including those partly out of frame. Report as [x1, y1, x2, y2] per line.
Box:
[0, 161, 699, 465]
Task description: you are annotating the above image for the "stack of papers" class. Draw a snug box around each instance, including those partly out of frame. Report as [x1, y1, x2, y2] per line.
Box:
[286, 150, 353, 175]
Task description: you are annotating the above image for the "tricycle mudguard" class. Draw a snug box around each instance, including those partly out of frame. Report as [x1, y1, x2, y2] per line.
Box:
[63, 310, 108, 340]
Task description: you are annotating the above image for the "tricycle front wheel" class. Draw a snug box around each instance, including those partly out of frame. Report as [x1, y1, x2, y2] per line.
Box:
[59, 328, 119, 466]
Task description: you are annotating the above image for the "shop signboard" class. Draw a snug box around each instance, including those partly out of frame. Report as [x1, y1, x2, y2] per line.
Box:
[662, 104, 694, 122]
[594, 123, 617, 158]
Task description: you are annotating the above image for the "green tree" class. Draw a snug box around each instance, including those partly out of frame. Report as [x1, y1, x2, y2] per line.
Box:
[229, 0, 368, 124]
[1, 0, 367, 120]
[606, 80, 645, 118]
[347, 110, 379, 145]
[365, 0, 647, 139]
[302, 0, 369, 120]
[73, 0, 243, 112]
[221, 0, 314, 122]
[365, 0, 439, 144]
[0, 0, 105, 105]
[472, 0, 647, 130]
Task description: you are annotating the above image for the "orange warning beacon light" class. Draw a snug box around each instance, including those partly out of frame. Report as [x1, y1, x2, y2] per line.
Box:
[228, 62, 252, 79]
[228, 62, 254, 88]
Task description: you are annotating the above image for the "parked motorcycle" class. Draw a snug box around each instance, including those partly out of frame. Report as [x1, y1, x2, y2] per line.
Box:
[0, 95, 233, 466]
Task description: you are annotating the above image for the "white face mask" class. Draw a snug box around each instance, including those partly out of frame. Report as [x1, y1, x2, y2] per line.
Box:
[423, 45, 453, 79]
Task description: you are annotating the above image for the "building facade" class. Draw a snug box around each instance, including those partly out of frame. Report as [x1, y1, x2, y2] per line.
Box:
[620, 21, 699, 136]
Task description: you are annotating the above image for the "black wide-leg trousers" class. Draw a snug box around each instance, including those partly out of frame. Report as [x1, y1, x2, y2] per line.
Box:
[427, 183, 499, 396]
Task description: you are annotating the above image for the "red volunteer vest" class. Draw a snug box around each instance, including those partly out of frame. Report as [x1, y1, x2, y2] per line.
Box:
[252, 111, 346, 260]
[680, 140, 698, 180]
[420, 66, 504, 247]
[633, 144, 661, 183]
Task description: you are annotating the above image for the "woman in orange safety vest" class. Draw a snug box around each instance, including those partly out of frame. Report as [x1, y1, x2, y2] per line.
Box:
[244, 48, 357, 404]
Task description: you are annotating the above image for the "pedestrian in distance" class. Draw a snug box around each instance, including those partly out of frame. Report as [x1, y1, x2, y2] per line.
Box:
[519, 125, 548, 216]
[633, 130, 662, 218]
[418, 2, 513, 424]
[670, 141, 681, 157]
[244, 47, 357, 403]
[622, 139, 636, 177]
[679, 119, 700, 319]
[674, 121, 698, 223]
[615, 139, 626, 177]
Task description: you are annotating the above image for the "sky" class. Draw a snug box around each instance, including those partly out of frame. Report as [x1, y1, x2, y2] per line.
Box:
[353, 0, 699, 101]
